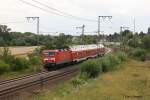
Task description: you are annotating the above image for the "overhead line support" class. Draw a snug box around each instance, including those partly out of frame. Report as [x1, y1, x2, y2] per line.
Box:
[26, 17, 40, 46]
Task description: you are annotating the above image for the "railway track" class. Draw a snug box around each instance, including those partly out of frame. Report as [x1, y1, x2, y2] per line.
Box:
[0, 71, 48, 86]
[0, 66, 79, 98]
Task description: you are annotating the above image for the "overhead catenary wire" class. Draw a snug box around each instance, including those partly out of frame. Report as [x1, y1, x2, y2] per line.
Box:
[19, 0, 97, 22]
[0, 21, 26, 25]
[19, 0, 65, 17]
[31, 0, 97, 22]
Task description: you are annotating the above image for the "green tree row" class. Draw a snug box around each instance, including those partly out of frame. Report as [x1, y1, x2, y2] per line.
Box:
[0, 25, 99, 49]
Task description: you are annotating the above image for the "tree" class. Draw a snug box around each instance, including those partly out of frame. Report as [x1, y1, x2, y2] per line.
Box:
[0, 25, 11, 33]
[148, 27, 150, 34]
[139, 31, 145, 37]
[128, 36, 141, 48]
[0, 37, 5, 46]
[121, 30, 133, 39]
[0, 25, 11, 46]
[141, 35, 150, 50]
[43, 33, 72, 50]
[55, 33, 70, 49]
[120, 30, 133, 49]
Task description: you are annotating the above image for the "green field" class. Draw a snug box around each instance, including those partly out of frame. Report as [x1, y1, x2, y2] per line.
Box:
[35, 60, 150, 100]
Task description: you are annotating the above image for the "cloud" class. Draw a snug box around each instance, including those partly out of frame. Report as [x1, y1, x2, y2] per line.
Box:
[0, 0, 150, 34]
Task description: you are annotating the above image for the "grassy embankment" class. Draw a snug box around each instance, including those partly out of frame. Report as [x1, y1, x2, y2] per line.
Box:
[35, 59, 150, 100]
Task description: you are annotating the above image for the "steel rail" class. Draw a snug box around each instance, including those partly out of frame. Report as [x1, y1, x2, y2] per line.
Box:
[0, 67, 78, 97]
[0, 71, 48, 86]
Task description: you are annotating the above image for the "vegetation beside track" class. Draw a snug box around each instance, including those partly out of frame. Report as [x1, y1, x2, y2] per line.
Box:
[33, 52, 127, 99]
[32, 32, 149, 100]
[80, 52, 127, 78]
[35, 59, 150, 100]
[0, 47, 42, 79]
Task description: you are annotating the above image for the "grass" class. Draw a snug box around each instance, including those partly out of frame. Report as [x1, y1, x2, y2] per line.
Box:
[34, 60, 150, 100]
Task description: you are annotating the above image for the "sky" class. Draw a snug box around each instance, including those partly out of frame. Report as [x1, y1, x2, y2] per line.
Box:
[0, 0, 150, 36]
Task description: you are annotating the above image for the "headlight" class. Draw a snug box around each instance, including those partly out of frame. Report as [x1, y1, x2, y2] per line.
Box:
[50, 58, 55, 61]
[44, 58, 48, 61]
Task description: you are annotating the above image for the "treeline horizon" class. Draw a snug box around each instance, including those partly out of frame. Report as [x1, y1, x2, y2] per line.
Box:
[0, 25, 150, 50]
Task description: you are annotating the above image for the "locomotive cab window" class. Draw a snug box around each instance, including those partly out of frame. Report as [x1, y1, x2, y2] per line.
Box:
[43, 52, 55, 56]
[48, 52, 55, 56]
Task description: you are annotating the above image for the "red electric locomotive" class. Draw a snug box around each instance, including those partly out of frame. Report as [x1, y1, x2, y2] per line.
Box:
[42, 44, 105, 70]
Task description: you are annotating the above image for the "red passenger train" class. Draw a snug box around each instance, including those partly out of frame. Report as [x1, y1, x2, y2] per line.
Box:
[42, 44, 105, 70]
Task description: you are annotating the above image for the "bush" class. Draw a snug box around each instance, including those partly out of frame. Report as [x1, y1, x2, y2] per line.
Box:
[71, 76, 86, 88]
[11, 58, 30, 71]
[28, 54, 41, 65]
[0, 60, 10, 74]
[27, 53, 42, 72]
[0, 47, 14, 63]
[141, 35, 150, 50]
[100, 57, 111, 72]
[80, 60, 102, 78]
[80, 52, 127, 79]
[108, 54, 121, 66]
[103, 52, 127, 71]
[0, 47, 42, 74]
[116, 52, 127, 61]
[129, 48, 146, 61]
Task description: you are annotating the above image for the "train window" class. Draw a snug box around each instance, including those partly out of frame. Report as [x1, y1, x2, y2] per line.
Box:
[43, 52, 55, 56]
[48, 52, 55, 56]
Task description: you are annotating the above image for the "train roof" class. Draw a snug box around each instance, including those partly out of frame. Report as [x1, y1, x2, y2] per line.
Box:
[43, 44, 104, 52]
[43, 50, 59, 52]
[69, 44, 104, 51]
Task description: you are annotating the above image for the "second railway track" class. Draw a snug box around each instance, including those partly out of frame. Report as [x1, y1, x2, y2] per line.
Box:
[0, 71, 48, 86]
[0, 66, 79, 98]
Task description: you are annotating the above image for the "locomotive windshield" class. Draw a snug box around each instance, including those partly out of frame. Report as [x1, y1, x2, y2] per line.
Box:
[43, 52, 55, 56]
[48, 52, 55, 56]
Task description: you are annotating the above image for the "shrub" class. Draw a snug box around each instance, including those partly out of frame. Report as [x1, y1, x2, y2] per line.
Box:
[129, 48, 146, 61]
[116, 52, 127, 61]
[0, 60, 10, 74]
[27, 53, 42, 72]
[79, 52, 127, 80]
[141, 35, 150, 50]
[80, 60, 102, 78]
[0, 47, 14, 63]
[108, 54, 121, 66]
[0, 47, 11, 57]
[0, 47, 42, 73]
[98, 52, 127, 72]
[11, 58, 30, 71]
[30, 56, 41, 65]
[71, 76, 86, 88]
[100, 56, 111, 72]
[28, 54, 41, 65]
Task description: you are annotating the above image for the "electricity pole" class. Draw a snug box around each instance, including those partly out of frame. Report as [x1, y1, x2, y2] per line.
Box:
[76, 24, 85, 45]
[26, 17, 40, 46]
[133, 18, 135, 34]
[98, 16, 112, 44]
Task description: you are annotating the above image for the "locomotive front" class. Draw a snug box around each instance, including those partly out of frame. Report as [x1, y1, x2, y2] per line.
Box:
[42, 50, 57, 68]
